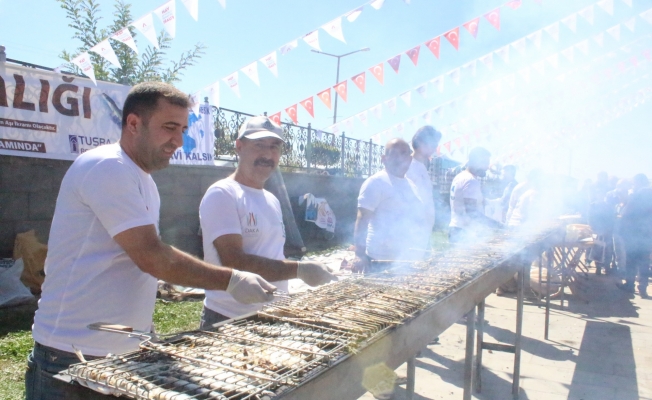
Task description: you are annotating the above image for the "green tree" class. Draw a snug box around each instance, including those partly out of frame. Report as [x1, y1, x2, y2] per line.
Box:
[58, 0, 206, 85]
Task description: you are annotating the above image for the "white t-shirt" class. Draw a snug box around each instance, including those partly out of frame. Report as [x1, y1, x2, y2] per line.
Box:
[506, 181, 530, 223]
[508, 189, 539, 227]
[449, 170, 484, 229]
[358, 170, 425, 260]
[32, 143, 160, 356]
[200, 178, 287, 318]
[406, 159, 435, 250]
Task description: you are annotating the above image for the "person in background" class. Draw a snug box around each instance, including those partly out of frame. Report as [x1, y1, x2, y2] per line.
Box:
[590, 171, 610, 203]
[506, 169, 544, 224]
[448, 147, 503, 244]
[617, 174, 652, 298]
[606, 179, 631, 275]
[406, 126, 442, 254]
[500, 165, 518, 223]
[199, 116, 336, 328]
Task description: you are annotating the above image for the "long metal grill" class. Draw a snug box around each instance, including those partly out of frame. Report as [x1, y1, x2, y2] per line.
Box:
[61, 223, 561, 399]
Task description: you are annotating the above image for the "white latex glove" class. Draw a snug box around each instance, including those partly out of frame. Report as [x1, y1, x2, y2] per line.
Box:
[226, 270, 276, 304]
[297, 261, 337, 287]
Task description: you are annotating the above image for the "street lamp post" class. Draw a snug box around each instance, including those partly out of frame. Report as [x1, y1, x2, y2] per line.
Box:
[311, 48, 370, 124]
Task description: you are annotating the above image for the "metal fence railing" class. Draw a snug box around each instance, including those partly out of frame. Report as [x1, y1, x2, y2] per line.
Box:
[212, 107, 385, 178]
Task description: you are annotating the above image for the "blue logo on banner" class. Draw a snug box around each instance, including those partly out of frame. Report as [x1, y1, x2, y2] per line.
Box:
[69, 135, 79, 153]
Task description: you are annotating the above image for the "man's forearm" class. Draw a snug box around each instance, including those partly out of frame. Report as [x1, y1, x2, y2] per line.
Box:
[224, 254, 298, 282]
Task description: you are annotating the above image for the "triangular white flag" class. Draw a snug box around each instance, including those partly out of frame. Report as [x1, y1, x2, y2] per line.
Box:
[370, 104, 382, 119]
[370, 133, 382, 143]
[578, 5, 594, 25]
[399, 91, 412, 106]
[343, 117, 355, 132]
[623, 17, 636, 32]
[431, 76, 444, 92]
[154, 0, 176, 38]
[240, 61, 260, 86]
[385, 97, 397, 114]
[531, 60, 545, 75]
[575, 39, 589, 55]
[606, 24, 621, 41]
[356, 110, 369, 126]
[544, 22, 560, 42]
[526, 30, 543, 49]
[280, 40, 298, 55]
[597, 0, 614, 15]
[90, 39, 121, 68]
[561, 47, 575, 62]
[422, 110, 432, 123]
[504, 73, 515, 88]
[110, 27, 138, 54]
[181, 0, 199, 21]
[132, 14, 159, 49]
[561, 14, 577, 33]
[322, 17, 346, 43]
[593, 32, 604, 46]
[518, 67, 531, 82]
[546, 53, 559, 68]
[479, 53, 493, 69]
[433, 106, 444, 117]
[346, 7, 363, 22]
[223, 72, 240, 97]
[206, 81, 220, 107]
[394, 123, 405, 135]
[259, 51, 278, 77]
[71, 52, 97, 85]
[641, 9, 652, 24]
[462, 60, 477, 77]
[511, 38, 527, 54]
[490, 80, 502, 95]
[303, 30, 321, 51]
[369, 0, 385, 10]
[448, 68, 461, 84]
[217, 0, 226, 9]
[495, 45, 510, 63]
[416, 84, 427, 98]
[621, 0, 632, 7]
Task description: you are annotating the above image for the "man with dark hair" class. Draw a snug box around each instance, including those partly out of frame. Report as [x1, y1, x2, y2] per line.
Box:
[26, 82, 275, 399]
[406, 125, 442, 253]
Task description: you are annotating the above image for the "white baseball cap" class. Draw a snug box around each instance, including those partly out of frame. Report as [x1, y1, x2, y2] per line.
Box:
[237, 116, 285, 142]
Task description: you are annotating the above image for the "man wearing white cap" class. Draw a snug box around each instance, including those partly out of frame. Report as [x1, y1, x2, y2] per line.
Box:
[199, 116, 336, 328]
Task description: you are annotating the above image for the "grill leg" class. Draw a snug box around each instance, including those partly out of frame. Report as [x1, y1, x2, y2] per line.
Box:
[545, 248, 552, 340]
[406, 356, 416, 399]
[512, 264, 525, 399]
[474, 300, 485, 393]
[537, 252, 543, 305]
[463, 307, 476, 400]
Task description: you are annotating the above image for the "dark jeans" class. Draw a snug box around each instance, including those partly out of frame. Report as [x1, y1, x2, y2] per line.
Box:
[25, 342, 110, 400]
[624, 248, 651, 290]
[199, 306, 232, 330]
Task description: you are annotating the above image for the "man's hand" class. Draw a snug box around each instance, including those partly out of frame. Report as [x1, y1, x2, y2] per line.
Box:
[296, 261, 337, 286]
[352, 256, 370, 274]
[226, 270, 276, 304]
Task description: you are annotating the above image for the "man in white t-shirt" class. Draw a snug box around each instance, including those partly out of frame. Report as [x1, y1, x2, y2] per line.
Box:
[26, 83, 275, 400]
[353, 138, 425, 272]
[199, 116, 336, 328]
[406, 126, 442, 253]
[449, 147, 502, 243]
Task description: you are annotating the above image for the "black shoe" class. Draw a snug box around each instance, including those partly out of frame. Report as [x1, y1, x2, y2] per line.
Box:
[637, 285, 650, 299]
[616, 282, 635, 294]
[596, 268, 602, 276]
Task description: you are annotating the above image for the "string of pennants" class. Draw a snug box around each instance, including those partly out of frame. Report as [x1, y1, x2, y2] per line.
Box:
[63, 0, 227, 85]
[267, 0, 647, 128]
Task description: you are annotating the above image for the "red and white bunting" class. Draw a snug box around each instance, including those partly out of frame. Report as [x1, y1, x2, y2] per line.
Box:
[517, 67, 530, 82]
[575, 39, 589, 55]
[422, 110, 432, 123]
[405, 46, 420, 66]
[394, 122, 405, 135]
[370, 104, 382, 119]
[369, 0, 385, 10]
[217, 0, 226, 9]
[546, 53, 559, 68]
[623, 17, 636, 32]
[606, 24, 621, 41]
[317, 88, 332, 109]
[424, 36, 441, 59]
[303, 30, 321, 51]
[259, 51, 278, 77]
[346, 7, 363, 22]
[388, 55, 401, 73]
[495, 45, 510, 63]
[597, 0, 614, 16]
[132, 14, 159, 49]
[280, 40, 298, 55]
[154, 0, 176, 38]
[561, 47, 575, 62]
[448, 68, 461, 85]
[370, 132, 382, 143]
[431, 76, 444, 92]
[526, 30, 542, 49]
[322, 17, 346, 43]
[561, 14, 577, 33]
[299, 97, 315, 118]
[90, 39, 121, 68]
[444, 27, 460, 50]
[531, 60, 545, 75]
[462, 60, 477, 77]
[505, 0, 522, 10]
[333, 81, 348, 102]
[593, 32, 605, 46]
[328, 123, 340, 135]
[463, 17, 480, 38]
[343, 118, 354, 132]
[206, 81, 220, 107]
[407, 117, 417, 130]
[484, 8, 500, 31]
[578, 5, 594, 25]
[385, 97, 397, 114]
[434, 106, 444, 118]
[544, 22, 560, 42]
[399, 91, 412, 106]
[110, 28, 138, 54]
[223, 72, 240, 97]
[351, 72, 366, 93]
[181, 0, 199, 21]
[269, 112, 282, 126]
[369, 63, 384, 84]
[71, 52, 97, 85]
[416, 84, 427, 98]
[641, 9, 652, 24]
[356, 110, 369, 126]
[479, 53, 494, 69]
[443, 141, 451, 152]
[511, 38, 527, 54]
[621, 0, 632, 7]
[285, 104, 298, 124]
[240, 61, 260, 86]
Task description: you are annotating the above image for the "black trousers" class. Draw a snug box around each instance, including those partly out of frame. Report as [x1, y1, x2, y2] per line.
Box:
[624, 247, 651, 289]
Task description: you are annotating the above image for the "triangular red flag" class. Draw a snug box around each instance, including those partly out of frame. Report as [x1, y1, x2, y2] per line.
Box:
[405, 46, 420, 66]
[387, 55, 401, 73]
[444, 27, 460, 50]
[464, 134, 470, 144]
[351, 72, 366, 93]
[484, 8, 500, 31]
[444, 141, 451, 152]
[505, 0, 522, 10]
[424, 36, 441, 59]
[299, 97, 314, 118]
[369, 63, 384, 84]
[454, 137, 461, 148]
[463, 17, 480, 38]
[269, 112, 282, 126]
[285, 104, 298, 124]
[316, 88, 332, 109]
[333, 81, 348, 102]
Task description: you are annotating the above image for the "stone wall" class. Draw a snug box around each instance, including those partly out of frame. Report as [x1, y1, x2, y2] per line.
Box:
[0, 155, 363, 258]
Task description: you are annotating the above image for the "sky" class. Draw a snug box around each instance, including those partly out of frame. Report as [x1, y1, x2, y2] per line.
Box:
[1, 0, 651, 181]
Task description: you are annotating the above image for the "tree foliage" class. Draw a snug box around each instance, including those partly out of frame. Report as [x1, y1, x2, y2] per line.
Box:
[58, 0, 206, 85]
